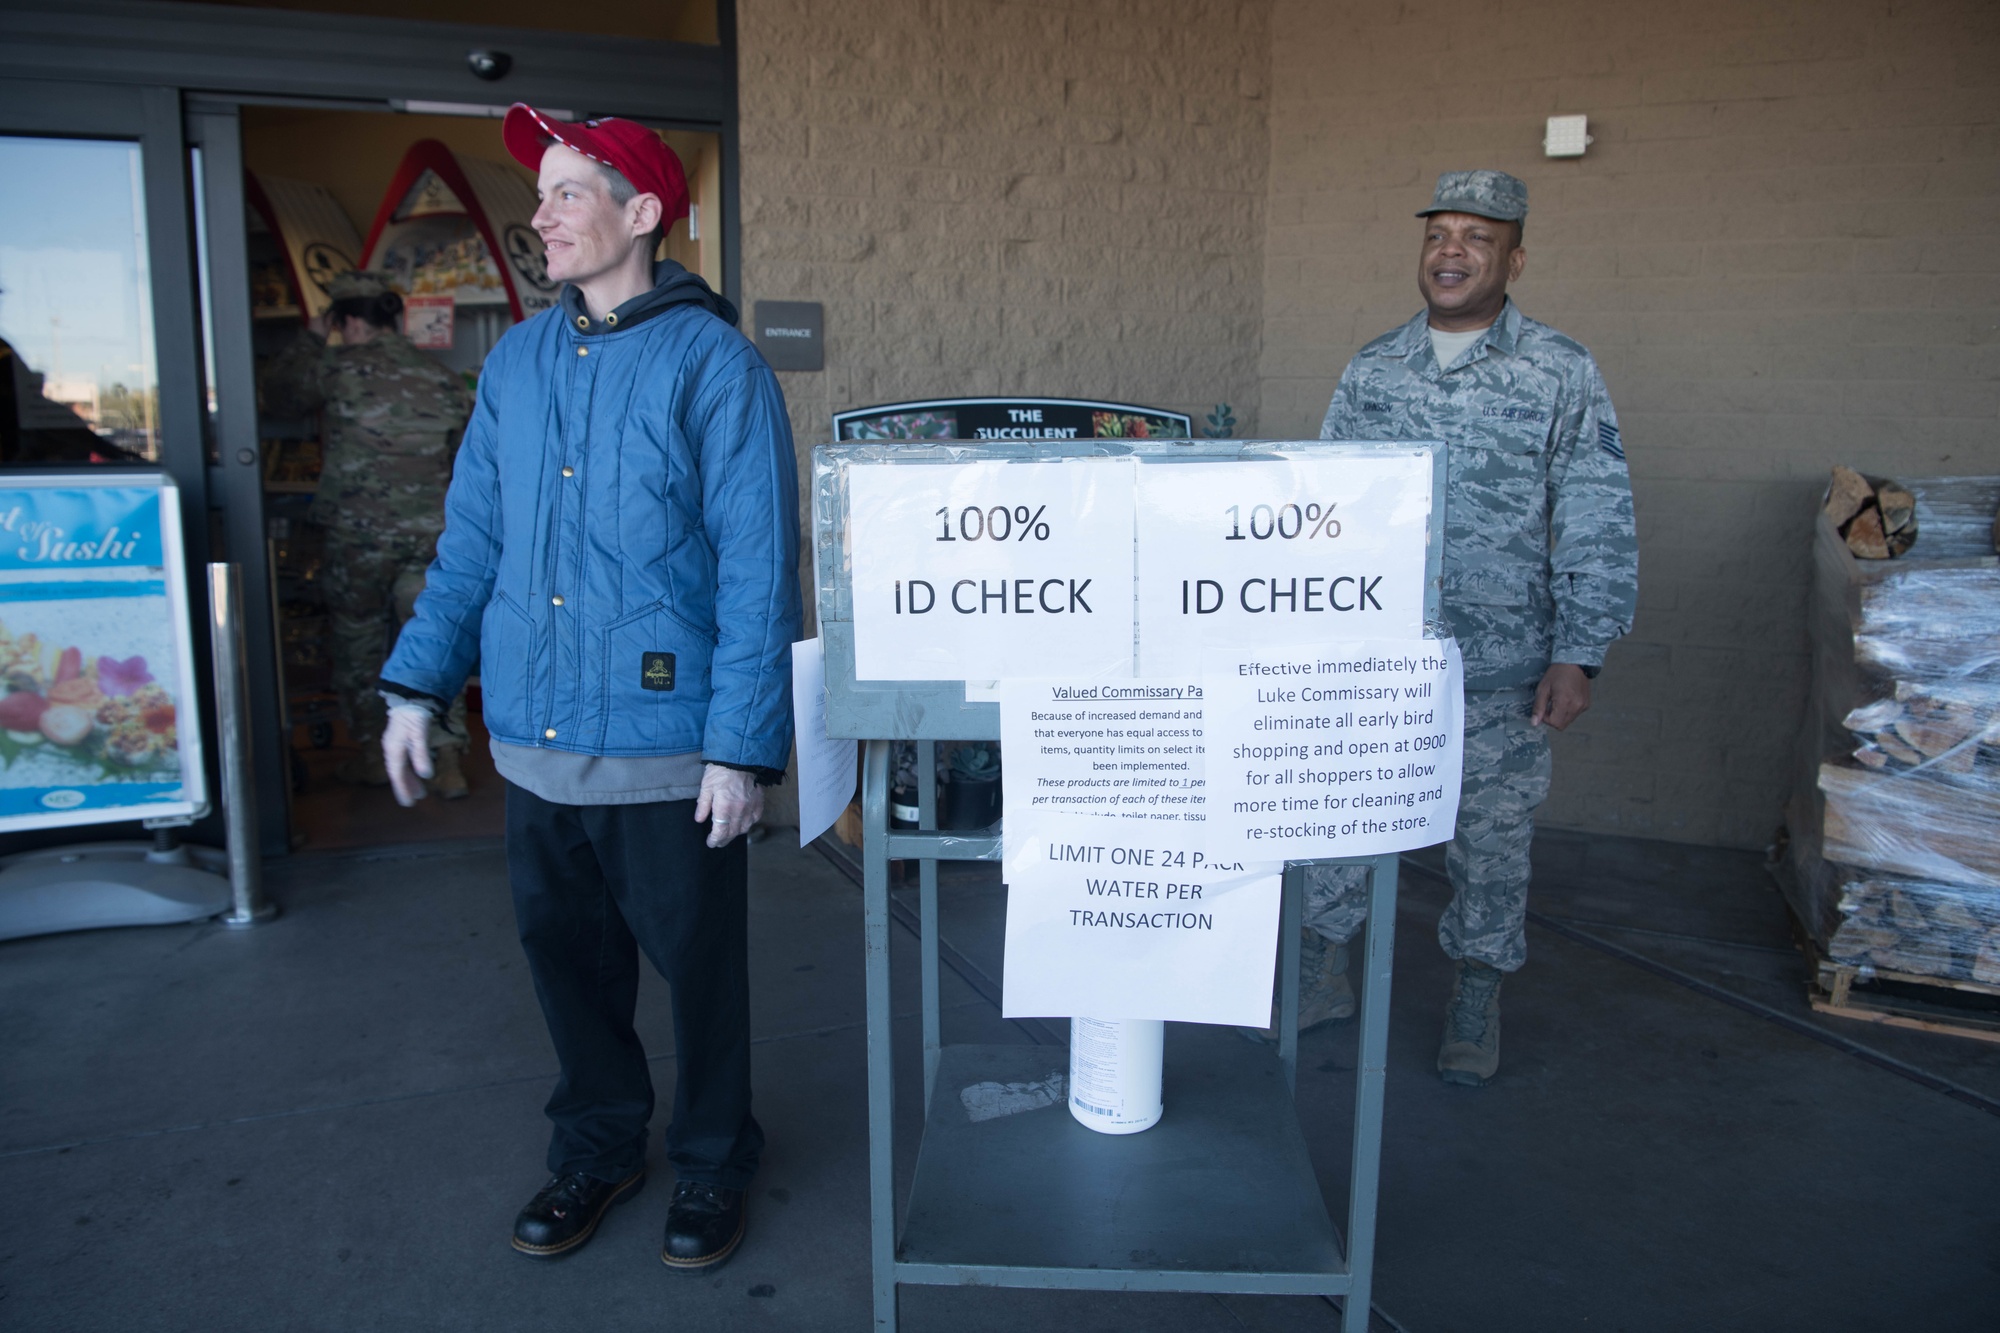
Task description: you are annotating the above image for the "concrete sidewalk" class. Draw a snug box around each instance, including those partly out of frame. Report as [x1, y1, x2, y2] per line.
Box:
[0, 832, 1994, 1331]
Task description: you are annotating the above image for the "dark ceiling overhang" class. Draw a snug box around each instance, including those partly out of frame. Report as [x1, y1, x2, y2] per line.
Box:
[0, 0, 728, 124]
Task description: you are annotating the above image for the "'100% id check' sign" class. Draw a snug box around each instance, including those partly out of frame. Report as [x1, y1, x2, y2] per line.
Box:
[844, 449, 1435, 682]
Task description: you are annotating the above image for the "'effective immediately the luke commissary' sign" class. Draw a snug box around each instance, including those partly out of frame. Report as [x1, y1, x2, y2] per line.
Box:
[0, 475, 207, 833]
[844, 449, 1436, 683]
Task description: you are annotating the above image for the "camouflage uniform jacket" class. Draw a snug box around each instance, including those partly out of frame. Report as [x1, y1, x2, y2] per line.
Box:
[1320, 299, 1638, 690]
[262, 329, 474, 536]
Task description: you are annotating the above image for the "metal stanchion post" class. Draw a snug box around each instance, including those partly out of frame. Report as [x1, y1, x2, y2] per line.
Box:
[209, 562, 277, 927]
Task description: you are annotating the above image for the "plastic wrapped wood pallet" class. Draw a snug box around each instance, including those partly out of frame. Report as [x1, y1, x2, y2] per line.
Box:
[1783, 475, 2000, 989]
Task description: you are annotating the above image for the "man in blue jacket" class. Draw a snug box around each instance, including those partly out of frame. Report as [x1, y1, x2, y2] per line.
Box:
[378, 105, 800, 1272]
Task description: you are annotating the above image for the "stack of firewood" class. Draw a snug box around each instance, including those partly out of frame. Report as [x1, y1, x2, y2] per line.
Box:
[1819, 761, 2000, 887]
[1822, 680, 2000, 897]
[1831, 876, 2000, 986]
[1824, 465, 1919, 559]
[1843, 683, 1998, 776]
[1785, 471, 2000, 993]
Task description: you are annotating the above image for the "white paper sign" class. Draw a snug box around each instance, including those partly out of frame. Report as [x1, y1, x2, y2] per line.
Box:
[848, 459, 1135, 681]
[1001, 836, 1281, 1026]
[791, 637, 856, 847]
[1134, 453, 1434, 674]
[996, 676, 1283, 1025]
[402, 294, 455, 350]
[1205, 638, 1464, 861]
[999, 678, 1211, 835]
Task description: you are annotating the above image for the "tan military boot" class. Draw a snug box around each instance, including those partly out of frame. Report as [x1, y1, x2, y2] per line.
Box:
[431, 745, 470, 800]
[1239, 928, 1356, 1042]
[1437, 958, 1504, 1086]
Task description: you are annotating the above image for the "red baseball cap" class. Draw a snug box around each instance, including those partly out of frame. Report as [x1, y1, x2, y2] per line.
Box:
[503, 104, 690, 226]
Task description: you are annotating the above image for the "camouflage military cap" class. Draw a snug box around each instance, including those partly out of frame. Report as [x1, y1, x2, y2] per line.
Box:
[327, 269, 395, 302]
[1417, 170, 1529, 223]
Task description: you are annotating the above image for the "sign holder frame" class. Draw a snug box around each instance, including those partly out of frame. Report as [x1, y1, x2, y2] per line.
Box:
[0, 471, 246, 941]
[0, 470, 209, 832]
[832, 396, 1193, 445]
[813, 439, 1446, 1332]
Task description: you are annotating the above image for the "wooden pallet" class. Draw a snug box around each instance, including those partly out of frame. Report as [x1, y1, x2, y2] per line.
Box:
[1792, 919, 2000, 1045]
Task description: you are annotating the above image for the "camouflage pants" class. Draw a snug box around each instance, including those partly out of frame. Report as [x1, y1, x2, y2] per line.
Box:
[319, 527, 468, 751]
[1303, 688, 1552, 973]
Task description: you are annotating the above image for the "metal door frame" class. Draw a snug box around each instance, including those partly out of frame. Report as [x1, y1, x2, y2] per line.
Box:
[183, 103, 289, 854]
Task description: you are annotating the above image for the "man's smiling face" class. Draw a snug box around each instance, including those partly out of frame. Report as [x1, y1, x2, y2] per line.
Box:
[531, 142, 640, 286]
[1417, 211, 1525, 331]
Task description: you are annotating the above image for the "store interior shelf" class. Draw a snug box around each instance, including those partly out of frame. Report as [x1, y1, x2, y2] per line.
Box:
[895, 1036, 1348, 1294]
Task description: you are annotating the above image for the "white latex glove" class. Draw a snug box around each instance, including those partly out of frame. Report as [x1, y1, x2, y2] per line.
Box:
[382, 703, 435, 807]
[695, 763, 763, 848]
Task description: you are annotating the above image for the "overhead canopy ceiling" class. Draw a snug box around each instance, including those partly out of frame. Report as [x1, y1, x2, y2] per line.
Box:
[160, 0, 719, 44]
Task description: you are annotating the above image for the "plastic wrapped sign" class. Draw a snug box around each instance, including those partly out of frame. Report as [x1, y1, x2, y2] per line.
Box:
[834, 397, 1190, 444]
[0, 474, 207, 832]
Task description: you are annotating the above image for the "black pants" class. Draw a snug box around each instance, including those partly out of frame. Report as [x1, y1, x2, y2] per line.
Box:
[505, 783, 762, 1188]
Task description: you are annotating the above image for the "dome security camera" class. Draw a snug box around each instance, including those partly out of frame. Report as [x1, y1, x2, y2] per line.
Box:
[467, 50, 513, 81]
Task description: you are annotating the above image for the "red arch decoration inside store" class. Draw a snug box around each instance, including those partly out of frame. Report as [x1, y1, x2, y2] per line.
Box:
[360, 139, 527, 323]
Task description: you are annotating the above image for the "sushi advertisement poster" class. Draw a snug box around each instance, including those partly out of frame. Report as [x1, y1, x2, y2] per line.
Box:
[0, 474, 207, 832]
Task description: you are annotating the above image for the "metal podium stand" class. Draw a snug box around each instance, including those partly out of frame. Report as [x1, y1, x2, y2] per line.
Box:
[814, 440, 1440, 1332]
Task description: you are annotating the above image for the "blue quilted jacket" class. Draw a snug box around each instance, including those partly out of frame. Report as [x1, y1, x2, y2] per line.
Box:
[382, 268, 800, 771]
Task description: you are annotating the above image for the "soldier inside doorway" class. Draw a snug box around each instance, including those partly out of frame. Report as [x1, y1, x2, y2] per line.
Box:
[262, 270, 476, 796]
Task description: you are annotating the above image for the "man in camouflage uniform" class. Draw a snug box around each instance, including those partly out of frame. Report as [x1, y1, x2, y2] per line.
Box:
[263, 270, 476, 794]
[1306, 170, 1639, 1084]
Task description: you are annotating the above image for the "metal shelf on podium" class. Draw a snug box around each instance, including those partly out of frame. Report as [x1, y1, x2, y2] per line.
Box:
[899, 1038, 1345, 1292]
[856, 742, 1400, 1331]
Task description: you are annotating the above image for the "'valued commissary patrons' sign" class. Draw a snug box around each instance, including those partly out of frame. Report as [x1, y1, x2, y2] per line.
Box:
[844, 449, 1435, 683]
[0, 475, 207, 832]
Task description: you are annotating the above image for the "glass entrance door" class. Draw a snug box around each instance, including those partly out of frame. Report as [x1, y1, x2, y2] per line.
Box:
[0, 77, 294, 855]
[0, 135, 162, 466]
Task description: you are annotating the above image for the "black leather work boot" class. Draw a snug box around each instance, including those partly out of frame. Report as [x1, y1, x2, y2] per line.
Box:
[511, 1169, 645, 1258]
[660, 1180, 747, 1271]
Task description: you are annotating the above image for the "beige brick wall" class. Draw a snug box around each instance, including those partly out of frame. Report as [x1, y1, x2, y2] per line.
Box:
[738, 0, 1274, 826]
[736, 0, 1997, 847]
[1262, 0, 2000, 848]
[738, 0, 1274, 524]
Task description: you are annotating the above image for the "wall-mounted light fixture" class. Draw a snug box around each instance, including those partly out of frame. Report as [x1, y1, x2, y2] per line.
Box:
[1544, 115, 1591, 158]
